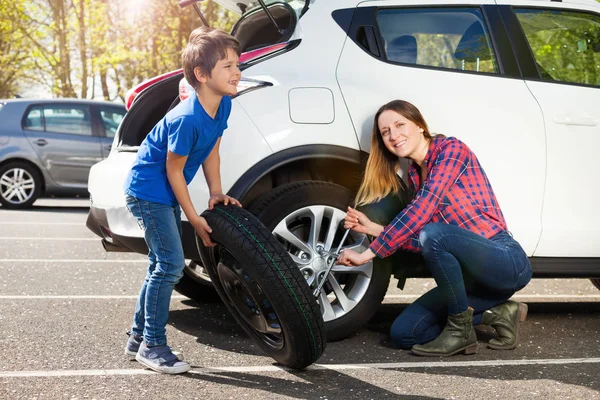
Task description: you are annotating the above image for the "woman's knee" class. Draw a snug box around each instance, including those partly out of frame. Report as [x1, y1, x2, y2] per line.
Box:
[419, 223, 448, 254]
[390, 317, 418, 349]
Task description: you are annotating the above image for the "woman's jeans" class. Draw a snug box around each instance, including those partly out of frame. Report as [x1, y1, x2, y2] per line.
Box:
[125, 195, 184, 347]
[360, 195, 532, 350]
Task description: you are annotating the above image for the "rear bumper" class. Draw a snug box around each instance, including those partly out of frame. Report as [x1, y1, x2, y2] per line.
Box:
[86, 205, 202, 260]
[86, 206, 147, 254]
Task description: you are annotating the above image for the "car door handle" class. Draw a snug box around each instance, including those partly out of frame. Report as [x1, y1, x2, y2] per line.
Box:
[34, 139, 48, 146]
[553, 115, 598, 127]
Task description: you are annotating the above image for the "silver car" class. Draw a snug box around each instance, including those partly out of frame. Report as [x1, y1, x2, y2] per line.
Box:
[0, 99, 126, 209]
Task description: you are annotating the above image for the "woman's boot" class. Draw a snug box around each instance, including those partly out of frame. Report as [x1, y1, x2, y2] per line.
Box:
[482, 300, 528, 350]
[411, 307, 478, 357]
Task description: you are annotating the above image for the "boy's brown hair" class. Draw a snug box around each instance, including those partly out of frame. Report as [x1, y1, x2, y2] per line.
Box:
[182, 27, 241, 89]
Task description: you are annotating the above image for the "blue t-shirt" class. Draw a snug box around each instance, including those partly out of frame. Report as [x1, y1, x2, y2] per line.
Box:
[124, 92, 231, 206]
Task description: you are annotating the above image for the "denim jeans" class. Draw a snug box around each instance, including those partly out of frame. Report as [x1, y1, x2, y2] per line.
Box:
[125, 195, 184, 347]
[390, 223, 532, 349]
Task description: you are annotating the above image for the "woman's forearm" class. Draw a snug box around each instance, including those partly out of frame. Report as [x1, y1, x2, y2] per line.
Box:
[370, 223, 384, 237]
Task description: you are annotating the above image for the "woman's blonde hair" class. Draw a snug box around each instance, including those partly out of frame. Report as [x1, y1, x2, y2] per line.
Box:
[355, 100, 434, 206]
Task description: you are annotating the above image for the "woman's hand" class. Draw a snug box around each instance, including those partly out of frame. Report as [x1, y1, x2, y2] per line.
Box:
[336, 248, 376, 267]
[208, 193, 242, 210]
[344, 206, 381, 236]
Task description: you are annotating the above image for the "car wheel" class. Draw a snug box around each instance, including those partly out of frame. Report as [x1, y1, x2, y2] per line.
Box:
[591, 279, 600, 291]
[248, 181, 392, 342]
[0, 161, 42, 209]
[174, 260, 221, 302]
[198, 203, 325, 369]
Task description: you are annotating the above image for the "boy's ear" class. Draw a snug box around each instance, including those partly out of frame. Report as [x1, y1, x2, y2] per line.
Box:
[193, 67, 207, 84]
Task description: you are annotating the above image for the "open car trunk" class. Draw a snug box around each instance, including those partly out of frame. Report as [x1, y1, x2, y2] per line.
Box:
[117, 0, 303, 148]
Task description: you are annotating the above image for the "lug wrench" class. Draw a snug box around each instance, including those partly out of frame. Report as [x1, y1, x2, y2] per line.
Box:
[313, 228, 351, 298]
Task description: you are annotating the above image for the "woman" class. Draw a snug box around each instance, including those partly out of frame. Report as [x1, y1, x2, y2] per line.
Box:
[337, 100, 532, 356]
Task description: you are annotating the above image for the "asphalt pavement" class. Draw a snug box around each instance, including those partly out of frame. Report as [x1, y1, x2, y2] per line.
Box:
[1, 198, 599, 400]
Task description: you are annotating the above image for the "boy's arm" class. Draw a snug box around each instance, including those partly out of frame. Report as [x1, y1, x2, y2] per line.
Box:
[202, 137, 242, 209]
[166, 151, 215, 247]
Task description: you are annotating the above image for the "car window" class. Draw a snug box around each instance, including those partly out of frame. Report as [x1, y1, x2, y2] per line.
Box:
[43, 105, 92, 136]
[99, 107, 125, 138]
[23, 106, 44, 131]
[376, 7, 499, 74]
[515, 8, 600, 87]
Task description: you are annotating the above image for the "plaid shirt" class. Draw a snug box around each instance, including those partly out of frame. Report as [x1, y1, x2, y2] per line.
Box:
[369, 136, 507, 257]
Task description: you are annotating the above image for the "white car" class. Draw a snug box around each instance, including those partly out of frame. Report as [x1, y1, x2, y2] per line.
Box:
[87, 0, 600, 341]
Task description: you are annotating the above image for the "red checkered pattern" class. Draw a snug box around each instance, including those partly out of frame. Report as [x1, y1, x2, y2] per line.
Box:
[370, 136, 507, 257]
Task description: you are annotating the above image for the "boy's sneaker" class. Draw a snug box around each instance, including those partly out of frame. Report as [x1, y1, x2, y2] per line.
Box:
[135, 343, 191, 374]
[124, 333, 183, 361]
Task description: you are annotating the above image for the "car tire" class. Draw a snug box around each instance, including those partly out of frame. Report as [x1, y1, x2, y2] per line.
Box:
[0, 161, 42, 209]
[174, 260, 221, 303]
[248, 181, 392, 342]
[198, 203, 326, 370]
[591, 279, 600, 291]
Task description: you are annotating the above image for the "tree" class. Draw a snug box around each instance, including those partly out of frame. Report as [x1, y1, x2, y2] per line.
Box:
[0, 0, 35, 98]
[5, 0, 239, 99]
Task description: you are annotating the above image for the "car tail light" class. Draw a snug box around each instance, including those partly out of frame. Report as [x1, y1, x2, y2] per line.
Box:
[127, 40, 299, 110]
[239, 42, 289, 64]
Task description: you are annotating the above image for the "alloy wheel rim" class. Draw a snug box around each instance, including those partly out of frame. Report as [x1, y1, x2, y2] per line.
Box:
[272, 205, 372, 322]
[184, 260, 212, 284]
[0, 168, 35, 205]
[215, 247, 284, 349]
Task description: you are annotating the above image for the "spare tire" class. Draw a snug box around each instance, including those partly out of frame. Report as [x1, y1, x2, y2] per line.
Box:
[197, 204, 326, 370]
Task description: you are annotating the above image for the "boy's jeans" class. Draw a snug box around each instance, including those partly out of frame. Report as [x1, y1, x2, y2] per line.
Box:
[125, 195, 184, 347]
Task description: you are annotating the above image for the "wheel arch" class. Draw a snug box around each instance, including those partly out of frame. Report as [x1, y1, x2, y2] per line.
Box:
[227, 144, 368, 207]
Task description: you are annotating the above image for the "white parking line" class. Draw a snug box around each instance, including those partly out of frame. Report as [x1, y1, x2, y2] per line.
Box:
[0, 237, 98, 240]
[0, 259, 147, 263]
[1, 357, 599, 378]
[0, 222, 85, 225]
[385, 294, 600, 300]
[0, 294, 598, 302]
[0, 295, 186, 299]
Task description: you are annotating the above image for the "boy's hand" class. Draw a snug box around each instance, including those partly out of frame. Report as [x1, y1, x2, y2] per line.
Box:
[208, 193, 242, 210]
[192, 216, 216, 247]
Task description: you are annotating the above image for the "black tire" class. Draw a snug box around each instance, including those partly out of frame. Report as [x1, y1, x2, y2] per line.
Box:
[0, 161, 43, 209]
[198, 204, 325, 369]
[174, 260, 221, 302]
[591, 279, 600, 291]
[248, 181, 392, 342]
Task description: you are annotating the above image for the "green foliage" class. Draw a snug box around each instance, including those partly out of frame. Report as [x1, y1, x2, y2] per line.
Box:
[516, 9, 600, 87]
[2, 0, 238, 100]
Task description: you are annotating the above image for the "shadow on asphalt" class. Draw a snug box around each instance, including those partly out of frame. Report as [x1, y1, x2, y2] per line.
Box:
[169, 300, 264, 356]
[171, 300, 600, 362]
[171, 300, 599, 395]
[181, 369, 443, 400]
[396, 362, 600, 393]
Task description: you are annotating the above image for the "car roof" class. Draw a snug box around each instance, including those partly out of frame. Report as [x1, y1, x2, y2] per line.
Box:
[0, 98, 125, 108]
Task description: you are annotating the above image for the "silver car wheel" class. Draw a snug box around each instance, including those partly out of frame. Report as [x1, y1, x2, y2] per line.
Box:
[184, 259, 212, 283]
[272, 205, 372, 322]
[0, 168, 36, 205]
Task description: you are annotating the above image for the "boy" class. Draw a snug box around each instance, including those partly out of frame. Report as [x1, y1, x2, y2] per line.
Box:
[123, 27, 242, 374]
